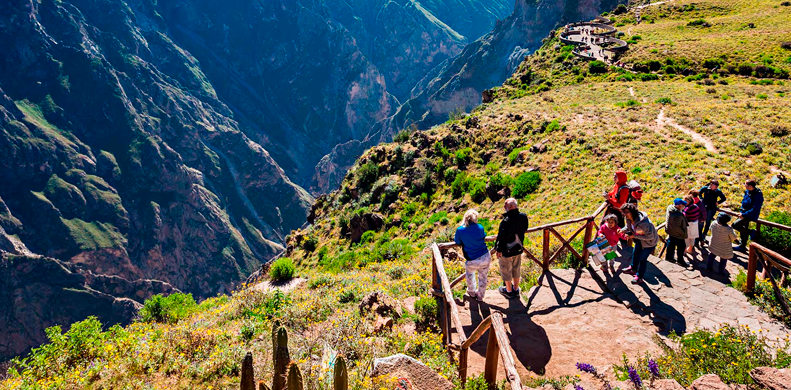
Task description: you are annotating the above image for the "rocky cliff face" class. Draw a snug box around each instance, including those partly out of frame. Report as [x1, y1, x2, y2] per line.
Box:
[0, 0, 513, 360]
[312, 0, 625, 193]
[384, 0, 625, 137]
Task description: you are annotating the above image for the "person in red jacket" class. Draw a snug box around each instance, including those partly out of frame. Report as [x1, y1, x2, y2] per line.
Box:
[603, 170, 631, 228]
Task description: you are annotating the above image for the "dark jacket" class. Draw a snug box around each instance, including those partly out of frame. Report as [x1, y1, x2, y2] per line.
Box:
[495, 209, 529, 257]
[741, 188, 764, 221]
[665, 205, 689, 239]
[699, 185, 726, 211]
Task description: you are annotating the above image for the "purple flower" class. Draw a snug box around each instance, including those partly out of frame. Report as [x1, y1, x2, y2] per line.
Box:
[575, 385, 585, 390]
[602, 382, 613, 390]
[648, 359, 659, 378]
[576, 362, 597, 375]
[628, 366, 643, 389]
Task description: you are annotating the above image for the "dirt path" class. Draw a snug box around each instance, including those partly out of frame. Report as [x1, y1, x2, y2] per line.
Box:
[628, 87, 635, 97]
[656, 109, 718, 153]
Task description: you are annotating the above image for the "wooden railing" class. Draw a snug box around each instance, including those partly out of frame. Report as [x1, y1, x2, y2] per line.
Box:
[747, 242, 791, 317]
[431, 243, 522, 390]
[429, 202, 608, 388]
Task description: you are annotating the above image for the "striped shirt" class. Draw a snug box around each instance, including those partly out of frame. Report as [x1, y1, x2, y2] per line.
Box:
[683, 203, 702, 223]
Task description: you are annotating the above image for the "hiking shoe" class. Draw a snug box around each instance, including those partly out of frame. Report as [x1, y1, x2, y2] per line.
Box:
[631, 276, 643, 285]
[622, 266, 635, 275]
[498, 286, 512, 297]
[509, 288, 521, 299]
[678, 260, 690, 267]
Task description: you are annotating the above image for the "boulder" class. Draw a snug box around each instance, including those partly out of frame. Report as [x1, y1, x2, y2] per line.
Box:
[689, 374, 730, 390]
[530, 143, 547, 153]
[372, 354, 453, 390]
[750, 367, 791, 390]
[374, 316, 394, 333]
[359, 291, 403, 319]
[652, 379, 685, 390]
[349, 213, 385, 243]
[482, 89, 494, 103]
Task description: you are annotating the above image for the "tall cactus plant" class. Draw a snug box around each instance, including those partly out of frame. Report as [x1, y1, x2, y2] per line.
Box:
[287, 364, 304, 390]
[272, 326, 290, 390]
[241, 352, 255, 390]
[333, 356, 348, 390]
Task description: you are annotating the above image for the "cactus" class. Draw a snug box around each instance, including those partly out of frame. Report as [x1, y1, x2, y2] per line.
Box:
[333, 356, 348, 390]
[287, 363, 304, 390]
[272, 326, 290, 390]
[241, 352, 255, 390]
[258, 381, 271, 390]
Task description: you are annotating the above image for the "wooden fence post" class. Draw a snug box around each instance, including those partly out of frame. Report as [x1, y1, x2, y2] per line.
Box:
[241, 352, 255, 390]
[542, 229, 550, 269]
[747, 245, 757, 293]
[459, 347, 469, 388]
[484, 326, 499, 387]
[581, 219, 594, 263]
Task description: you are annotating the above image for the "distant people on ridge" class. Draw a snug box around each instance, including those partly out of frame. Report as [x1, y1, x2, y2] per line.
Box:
[699, 180, 727, 245]
[683, 194, 702, 256]
[454, 209, 491, 301]
[664, 198, 690, 268]
[494, 198, 529, 299]
[734, 180, 764, 252]
[620, 203, 659, 285]
[707, 213, 738, 274]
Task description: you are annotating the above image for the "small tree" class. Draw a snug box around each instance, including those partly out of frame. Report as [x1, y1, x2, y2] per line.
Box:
[270, 258, 296, 281]
[512, 172, 542, 198]
[589, 60, 608, 74]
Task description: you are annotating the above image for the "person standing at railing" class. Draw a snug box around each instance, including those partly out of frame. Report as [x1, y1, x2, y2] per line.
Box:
[455, 209, 491, 301]
[620, 203, 659, 285]
[665, 198, 690, 268]
[734, 180, 764, 252]
[708, 213, 738, 274]
[699, 180, 727, 245]
[688, 189, 707, 248]
[603, 170, 631, 229]
[494, 198, 529, 299]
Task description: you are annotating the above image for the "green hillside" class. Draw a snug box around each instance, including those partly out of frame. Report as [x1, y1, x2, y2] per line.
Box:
[3, 0, 791, 389]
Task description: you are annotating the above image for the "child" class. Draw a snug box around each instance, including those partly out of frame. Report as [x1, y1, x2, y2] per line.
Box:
[598, 214, 627, 269]
[707, 213, 738, 274]
[665, 198, 690, 267]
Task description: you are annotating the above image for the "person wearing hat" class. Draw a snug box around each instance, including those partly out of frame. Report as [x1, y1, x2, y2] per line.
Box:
[707, 212, 738, 274]
[665, 198, 690, 267]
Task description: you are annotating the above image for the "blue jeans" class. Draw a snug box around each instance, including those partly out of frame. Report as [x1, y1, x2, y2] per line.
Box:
[700, 208, 716, 239]
[631, 240, 654, 279]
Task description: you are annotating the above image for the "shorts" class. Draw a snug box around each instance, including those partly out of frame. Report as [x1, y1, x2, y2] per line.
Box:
[499, 254, 522, 281]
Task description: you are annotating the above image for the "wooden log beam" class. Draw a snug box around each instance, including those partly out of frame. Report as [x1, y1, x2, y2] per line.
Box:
[461, 315, 493, 349]
[718, 209, 791, 232]
[431, 244, 467, 343]
[450, 273, 466, 289]
[491, 313, 523, 390]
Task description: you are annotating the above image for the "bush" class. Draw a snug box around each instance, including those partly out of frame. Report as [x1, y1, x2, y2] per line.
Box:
[702, 58, 722, 69]
[757, 211, 791, 255]
[338, 289, 358, 303]
[451, 172, 469, 198]
[414, 296, 438, 327]
[140, 293, 198, 324]
[612, 4, 627, 15]
[269, 258, 296, 281]
[545, 119, 562, 132]
[356, 162, 379, 189]
[308, 274, 334, 289]
[770, 125, 789, 137]
[646, 60, 661, 71]
[508, 146, 530, 164]
[454, 148, 473, 167]
[589, 60, 608, 74]
[512, 172, 541, 198]
[662, 65, 678, 74]
[738, 63, 754, 76]
[746, 142, 763, 155]
[302, 236, 318, 252]
[489, 172, 513, 190]
[468, 177, 487, 203]
[393, 129, 410, 143]
[639, 73, 659, 81]
[687, 19, 710, 27]
[655, 97, 674, 105]
[782, 42, 791, 50]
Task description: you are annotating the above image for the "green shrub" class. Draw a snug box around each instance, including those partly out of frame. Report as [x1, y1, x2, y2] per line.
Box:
[639, 73, 659, 81]
[757, 93, 768, 100]
[269, 258, 296, 281]
[757, 211, 791, 255]
[308, 274, 335, 289]
[428, 211, 449, 225]
[512, 172, 541, 198]
[508, 147, 529, 164]
[545, 119, 562, 132]
[393, 130, 410, 143]
[489, 172, 513, 190]
[703, 58, 723, 69]
[338, 289, 358, 303]
[451, 172, 469, 198]
[466, 177, 485, 203]
[356, 162, 379, 189]
[414, 296, 438, 326]
[738, 63, 754, 76]
[687, 19, 710, 27]
[646, 59, 660, 71]
[655, 97, 674, 105]
[302, 236, 318, 252]
[589, 60, 607, 74]
[454, 148, 473, 167]
[733, 269, 791, 326]
[140, 293, 198, 324]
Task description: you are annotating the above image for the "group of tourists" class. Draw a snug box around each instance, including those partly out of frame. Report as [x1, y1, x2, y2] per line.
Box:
[453, 170, 766, 300]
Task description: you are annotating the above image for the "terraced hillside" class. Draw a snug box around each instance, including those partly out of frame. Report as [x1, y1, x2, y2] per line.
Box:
[2, 0, 791, 389]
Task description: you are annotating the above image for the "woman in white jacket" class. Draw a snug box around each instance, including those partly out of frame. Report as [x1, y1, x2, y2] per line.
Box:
[706, 213, 738, 274]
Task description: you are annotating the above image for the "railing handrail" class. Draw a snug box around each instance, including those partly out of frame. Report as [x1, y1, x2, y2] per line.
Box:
[431, 243, 467, 344]
[716, 208, 791, 233]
